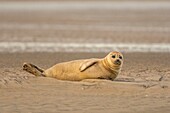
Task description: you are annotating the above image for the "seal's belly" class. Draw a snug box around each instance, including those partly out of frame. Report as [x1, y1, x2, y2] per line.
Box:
[44, 60, 108, 81]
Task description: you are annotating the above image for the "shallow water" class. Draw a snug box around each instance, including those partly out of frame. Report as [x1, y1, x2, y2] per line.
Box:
[0, 1, 170, 53]
[1, 23, 170, 32]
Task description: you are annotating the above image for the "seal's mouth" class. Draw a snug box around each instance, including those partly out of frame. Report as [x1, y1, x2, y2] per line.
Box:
[114, 59, 121, 65]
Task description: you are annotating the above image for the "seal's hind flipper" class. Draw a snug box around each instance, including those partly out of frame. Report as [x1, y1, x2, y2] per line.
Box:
[23, 62, 45, 76]
[28, 63, 44, 73]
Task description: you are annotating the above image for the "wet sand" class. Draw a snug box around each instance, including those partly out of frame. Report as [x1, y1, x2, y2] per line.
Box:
[0, 52, 170, 113]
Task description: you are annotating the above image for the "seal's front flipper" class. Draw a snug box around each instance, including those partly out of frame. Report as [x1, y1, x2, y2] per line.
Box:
[23, 62, 45, 77]
[79, 59, 99, 72]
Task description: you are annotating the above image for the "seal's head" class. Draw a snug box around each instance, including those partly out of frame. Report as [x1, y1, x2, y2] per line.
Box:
[107, 51, 123, 67]
[102, 51, 123, 74]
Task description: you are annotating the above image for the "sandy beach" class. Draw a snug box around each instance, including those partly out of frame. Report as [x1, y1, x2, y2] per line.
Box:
[0, 0, 170, 113]
[0, 52, 170, 113]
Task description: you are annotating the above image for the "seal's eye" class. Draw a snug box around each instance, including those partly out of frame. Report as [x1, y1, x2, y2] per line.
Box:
[112, 55, 115, 58]
[119, 56, 123, 59]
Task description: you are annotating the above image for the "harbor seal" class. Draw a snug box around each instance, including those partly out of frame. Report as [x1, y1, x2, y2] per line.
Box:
[23, 52, 123, 81]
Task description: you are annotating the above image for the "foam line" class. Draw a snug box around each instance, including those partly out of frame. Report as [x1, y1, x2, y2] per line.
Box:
[0, 1, 170, 11]
[0, 42, 170, 53]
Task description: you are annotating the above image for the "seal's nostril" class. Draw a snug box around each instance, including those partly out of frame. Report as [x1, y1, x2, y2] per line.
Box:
[116, 59, 120, 62]
[115, 59, 121, 65]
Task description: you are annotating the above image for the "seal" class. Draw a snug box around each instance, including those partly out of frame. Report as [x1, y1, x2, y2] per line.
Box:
[23, 52, 123, 81]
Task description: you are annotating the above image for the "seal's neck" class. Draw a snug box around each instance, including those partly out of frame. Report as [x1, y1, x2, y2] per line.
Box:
[102, 57, 120, 75]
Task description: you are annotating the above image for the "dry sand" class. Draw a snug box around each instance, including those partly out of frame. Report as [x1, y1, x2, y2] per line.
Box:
[0, 52, 170, 113]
